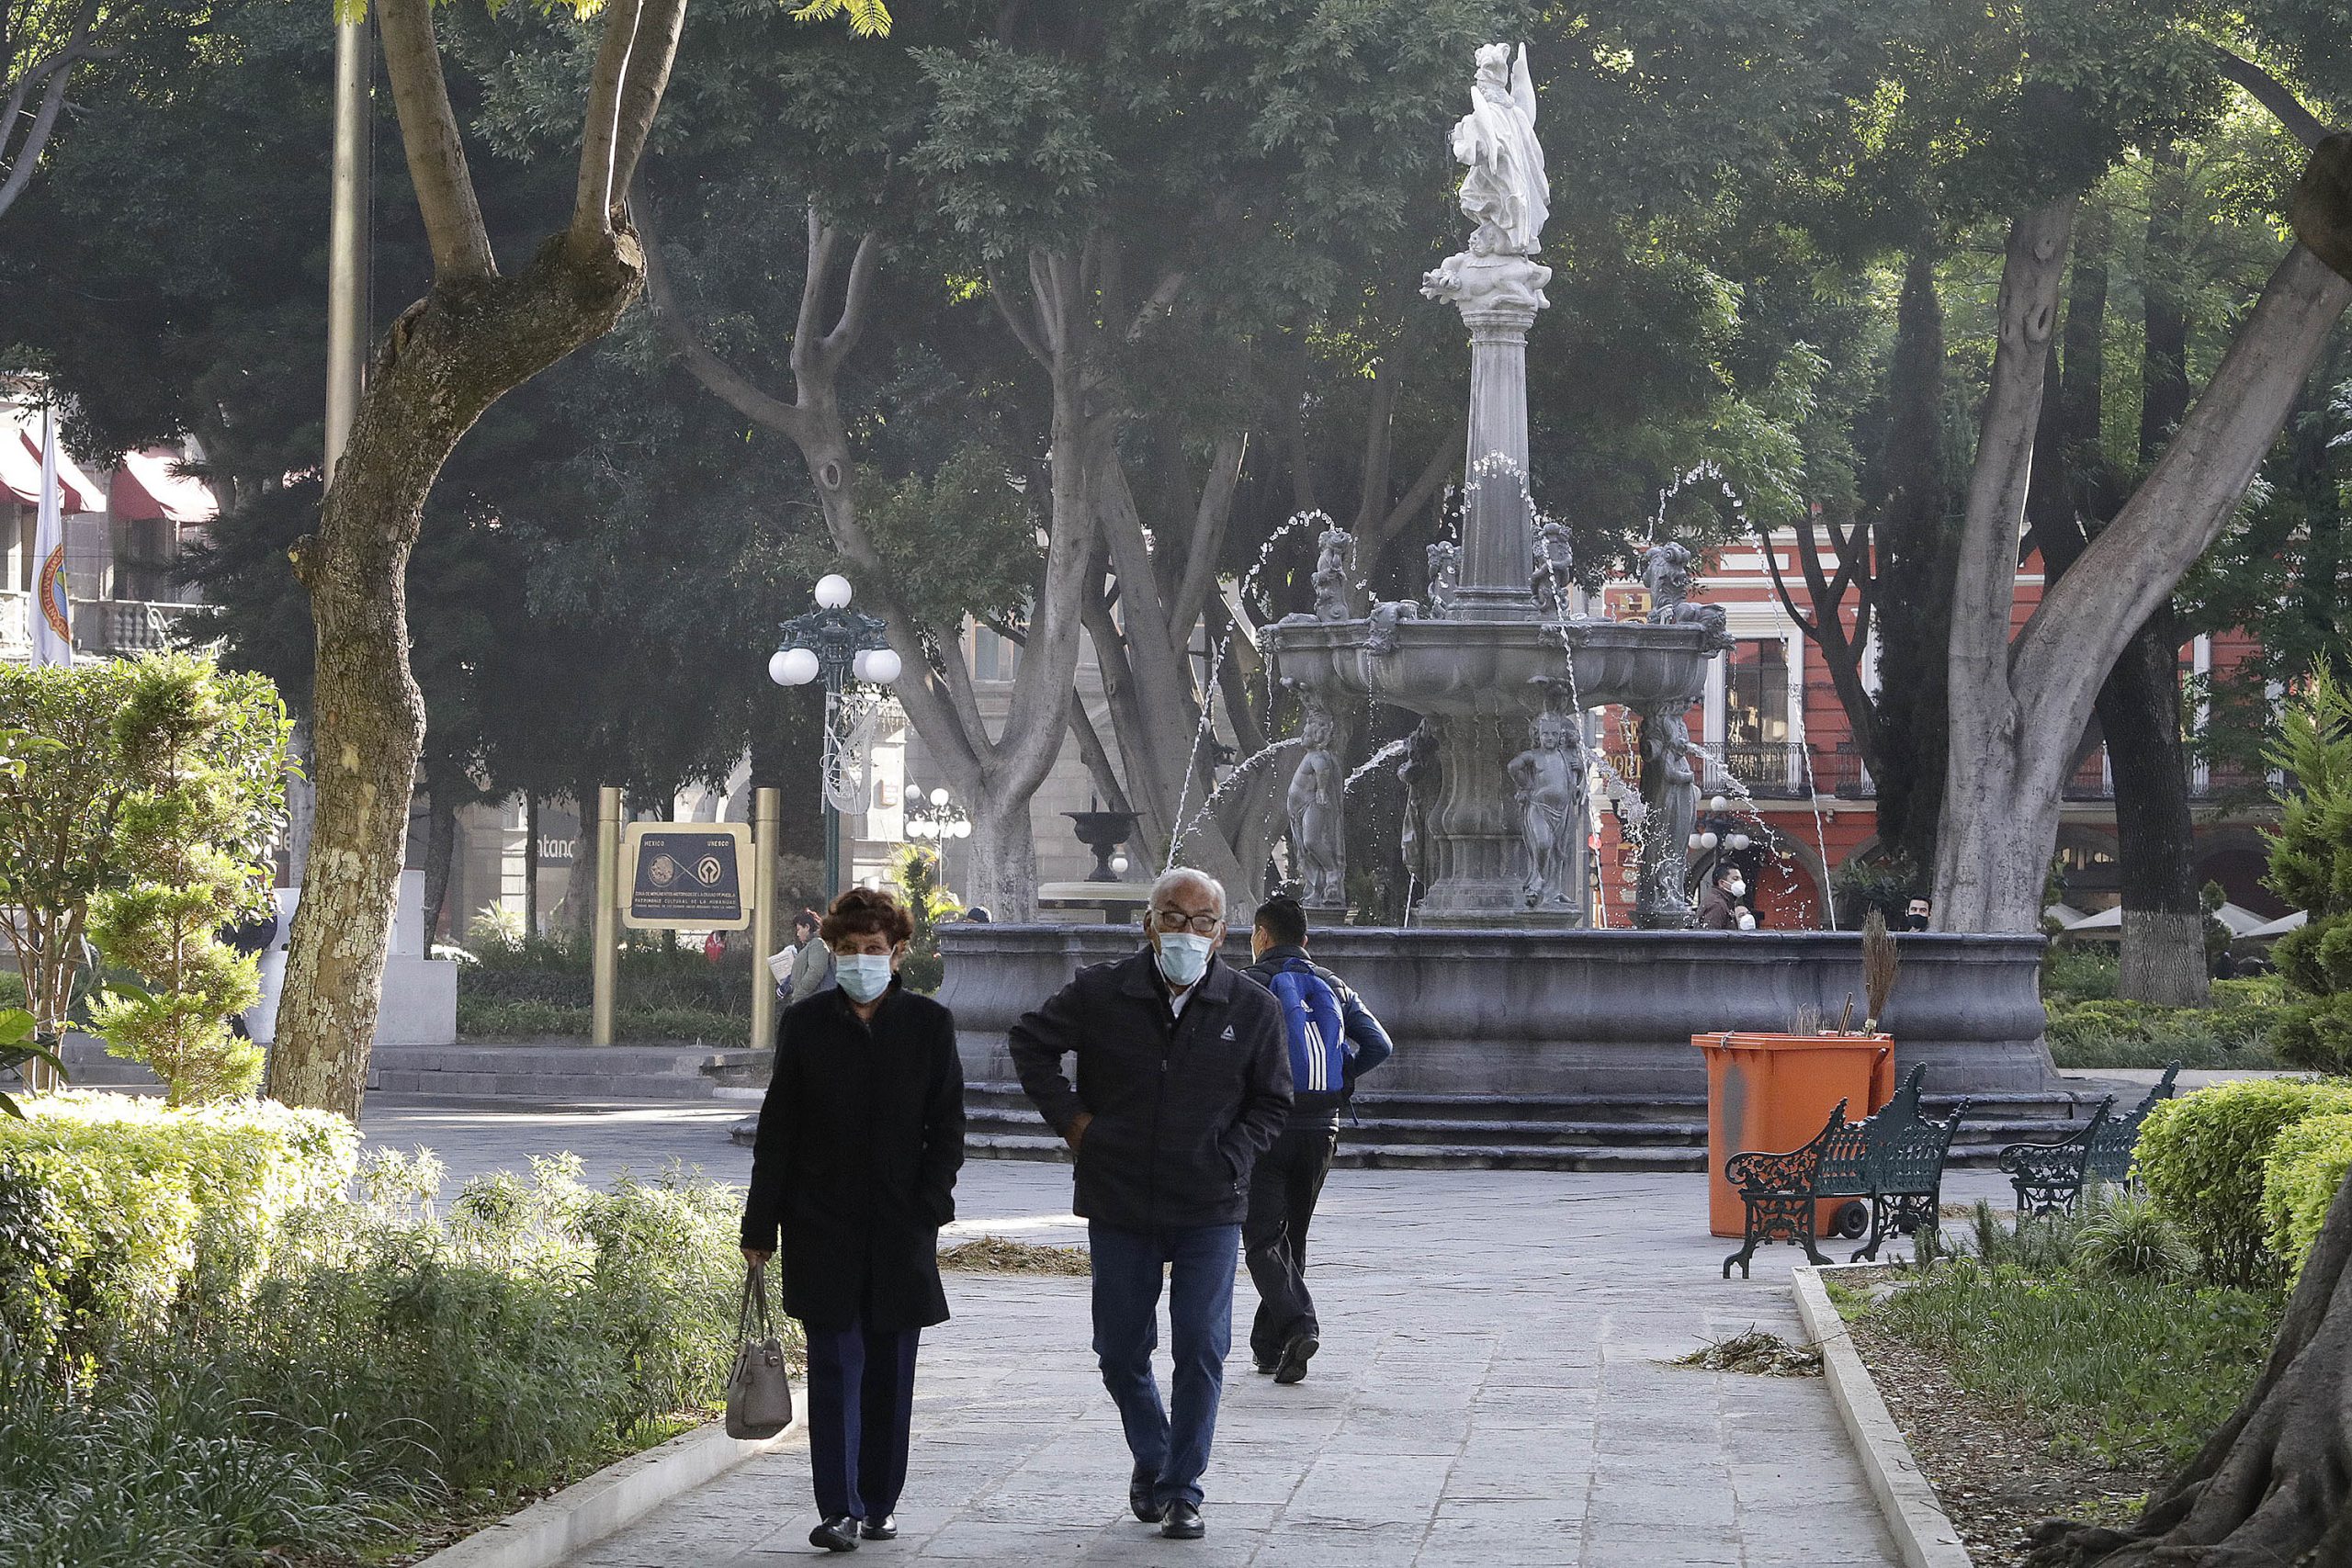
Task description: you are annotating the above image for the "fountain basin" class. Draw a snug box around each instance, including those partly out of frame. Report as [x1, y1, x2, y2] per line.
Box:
[939, 924, 2058, 1099]
[1265, 615, 1713, 716]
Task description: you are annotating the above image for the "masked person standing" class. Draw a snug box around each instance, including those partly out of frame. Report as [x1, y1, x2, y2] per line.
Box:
[1241, 897, 1394, 1385]
[1008, 868, 1291, 1542]
[741, 887, 966, 1552]
[1697, 863, 1748, 931]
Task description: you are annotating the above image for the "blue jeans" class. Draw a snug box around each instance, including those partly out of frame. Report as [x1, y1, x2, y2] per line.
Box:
[802, 1319, 922, 1522]
[1088, 1222, 1241, 1510]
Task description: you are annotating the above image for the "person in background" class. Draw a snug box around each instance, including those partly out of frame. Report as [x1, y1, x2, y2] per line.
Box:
[741, 887, 966, 1552]
[1007, 868, 1291, 1542]
[961, 906, 992, 924]
[704, 930, 728, 964]
[1905, 896, 1933, 932]
[770, 908, 820, 1000]
[1240, 897, 1393, 1385]
[790, 908, 836, 1002]
[1697, 863, 1747, 931]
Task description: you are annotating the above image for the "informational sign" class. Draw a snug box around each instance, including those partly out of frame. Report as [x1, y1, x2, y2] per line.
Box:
[621, 822, 752, 931]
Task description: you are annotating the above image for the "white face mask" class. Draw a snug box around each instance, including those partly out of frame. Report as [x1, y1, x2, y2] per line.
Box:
[836, 953, 894, 1003]
[1155, 931, 1215, 987]
[1736, 910, 1758, 931]
[1726, 878, 1747, 898]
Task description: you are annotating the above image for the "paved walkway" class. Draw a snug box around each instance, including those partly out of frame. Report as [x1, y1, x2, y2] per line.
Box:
[360, 1098, 2008, 1568]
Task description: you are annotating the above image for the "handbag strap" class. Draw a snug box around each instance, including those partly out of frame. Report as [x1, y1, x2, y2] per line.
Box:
[740, 1259, 775, 1338]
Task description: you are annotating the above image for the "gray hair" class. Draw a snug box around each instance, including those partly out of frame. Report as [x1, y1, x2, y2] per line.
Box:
[1148, 866, 1226, 917]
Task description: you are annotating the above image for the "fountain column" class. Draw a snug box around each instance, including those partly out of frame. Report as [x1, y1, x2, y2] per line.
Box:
[1424, 254, 1552, 622]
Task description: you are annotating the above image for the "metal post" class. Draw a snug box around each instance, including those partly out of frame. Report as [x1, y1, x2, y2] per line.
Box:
[325, 17, 370, 482]
[822, 677, 842, 902]
[592, 785, 621, 1046]
[751, 787, 779, 1053]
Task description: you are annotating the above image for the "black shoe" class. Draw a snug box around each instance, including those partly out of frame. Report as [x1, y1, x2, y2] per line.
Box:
[1273, 1329, 1319, 1385]
[1129, 1465, 1159, 1523]
[1161, 1500, 1204, 1540]
[859, 1516, 897, 1540]
[810, 1516, 859, 1551]
[1252, 1359, 1276, 1375]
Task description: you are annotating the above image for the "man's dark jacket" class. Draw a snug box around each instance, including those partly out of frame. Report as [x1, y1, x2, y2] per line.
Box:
[1242, 944, 1396, 1128]
[740, 983, 966, 1332]
[1009, 947, 1292, 1231]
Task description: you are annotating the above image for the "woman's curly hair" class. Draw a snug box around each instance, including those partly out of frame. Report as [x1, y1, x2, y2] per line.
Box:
[820, 886, 914, 947]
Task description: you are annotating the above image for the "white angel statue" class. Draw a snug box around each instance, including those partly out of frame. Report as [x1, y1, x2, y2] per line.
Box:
[1450, 43, 1548, 257]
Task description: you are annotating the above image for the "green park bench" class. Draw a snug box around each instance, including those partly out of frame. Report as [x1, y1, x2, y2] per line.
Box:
[1997, 1061, 2183, 1219]
[1721, 1066, 1971, 1280]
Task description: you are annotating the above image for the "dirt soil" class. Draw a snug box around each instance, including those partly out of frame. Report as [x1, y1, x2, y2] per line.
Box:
[1847, 1316, 2161, 1568]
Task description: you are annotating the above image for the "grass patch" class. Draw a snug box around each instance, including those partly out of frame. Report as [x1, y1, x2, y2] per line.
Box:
[2044, 977, 2287, 1071]
[937, 1235, 1091, 1275]
[1866, 1260, 2278, 1471]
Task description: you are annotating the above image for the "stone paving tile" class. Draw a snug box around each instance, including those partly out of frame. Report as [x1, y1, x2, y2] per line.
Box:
[362, 1101, 1916, 1567]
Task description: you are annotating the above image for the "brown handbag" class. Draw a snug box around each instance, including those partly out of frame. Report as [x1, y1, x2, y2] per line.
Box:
[724, 1261, 795, 1439]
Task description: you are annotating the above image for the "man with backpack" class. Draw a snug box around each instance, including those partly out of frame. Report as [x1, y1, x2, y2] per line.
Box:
[1241, 896, 1395, 1385]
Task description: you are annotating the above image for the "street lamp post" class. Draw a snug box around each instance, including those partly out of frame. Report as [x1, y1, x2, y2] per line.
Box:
[770, 573, 899, 902]
[906, 784, 972, 895]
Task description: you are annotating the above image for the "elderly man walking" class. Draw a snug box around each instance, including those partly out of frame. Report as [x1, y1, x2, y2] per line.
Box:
[1009, 867, 1292, 1541]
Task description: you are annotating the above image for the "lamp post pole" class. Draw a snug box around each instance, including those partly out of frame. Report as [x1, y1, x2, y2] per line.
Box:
[770, 574, 897, 905]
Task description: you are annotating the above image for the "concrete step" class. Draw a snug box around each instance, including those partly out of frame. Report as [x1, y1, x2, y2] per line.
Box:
[959, 1132, 1708, 1173]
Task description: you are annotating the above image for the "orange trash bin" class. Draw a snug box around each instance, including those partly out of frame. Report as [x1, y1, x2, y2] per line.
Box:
[1695, 1032, 1896, 1238]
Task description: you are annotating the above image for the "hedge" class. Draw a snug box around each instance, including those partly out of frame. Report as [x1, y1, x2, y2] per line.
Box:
[2042, 977, 2284, 1070]
[2261, 1111, 2352, 1272]
[0, 1092, 356, 1354]
[2136, 1078, 2352, 1286]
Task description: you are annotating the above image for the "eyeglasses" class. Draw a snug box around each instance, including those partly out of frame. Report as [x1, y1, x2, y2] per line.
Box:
[1151, 908, 1223, 935]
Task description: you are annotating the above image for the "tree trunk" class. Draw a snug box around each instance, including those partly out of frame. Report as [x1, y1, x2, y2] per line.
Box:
[266, 234, 647, 1119]
[1934, 198, 2076, 932]
[1938, 140, 2352, 933]
[1871, 246, 1959, 876]
[420, 767, 459, 945]
[2030, 1165, 2352, 1567]
[522, 792, 539, 938]
[561, 784, 600, 938]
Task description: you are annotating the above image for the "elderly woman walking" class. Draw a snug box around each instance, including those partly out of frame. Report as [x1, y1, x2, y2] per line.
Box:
[741, 886, 966, 1551]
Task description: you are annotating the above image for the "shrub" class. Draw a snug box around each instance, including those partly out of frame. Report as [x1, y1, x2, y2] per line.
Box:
[2074, 1188, 2199, 1283]
[2043, 943, 2120, 1005]
[0, 1092, 356, 1354]
[455, 998, 747, 1043]
[2266, 671, 2352, 1071]
[2043, 983, 2284, 1070]
[2136, 1078, 2352, 1285]
[2259, 1111, 2352, 1271]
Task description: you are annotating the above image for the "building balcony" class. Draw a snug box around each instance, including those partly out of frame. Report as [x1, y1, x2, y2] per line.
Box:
[0, 590, 199, 661]
[2063, 750, 2274, 804]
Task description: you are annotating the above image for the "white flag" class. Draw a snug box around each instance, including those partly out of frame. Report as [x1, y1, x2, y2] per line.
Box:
[31, 409, 71, 667]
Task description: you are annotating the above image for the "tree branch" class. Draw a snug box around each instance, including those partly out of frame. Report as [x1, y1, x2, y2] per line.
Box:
[572, 0, 647, 241]
[1370, 428, 1464, 558]
[0, 0, 97, 221]
[637, 198, 815, 445]
[1066, 689, 1134, 815]
[376, 0, 495, 280]
[2209, 44, 2336, 152]
[1349, 366, 1397, 536]
[984, 259, 1053, 369]
[816, 231, 882, 374]
[605, 0, 687, 211]
[787, 209, 841, 384]
[1167, 432, 1245, 648]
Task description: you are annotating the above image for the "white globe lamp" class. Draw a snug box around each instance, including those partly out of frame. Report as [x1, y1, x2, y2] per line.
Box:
[770, 647, 820, 687]
[1700, 830, 1718, 850]
[861, 647, 902, 684]
[814, 573, 853, 609]
[952, 818, 971, 839]
[1727, 831, 1751, 852]
[930, 787, 951, 808]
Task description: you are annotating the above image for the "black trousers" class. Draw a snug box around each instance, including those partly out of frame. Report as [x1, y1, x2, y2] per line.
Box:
[1243, 1124, 1339, 1365]
[802, 1318, 921, 1522]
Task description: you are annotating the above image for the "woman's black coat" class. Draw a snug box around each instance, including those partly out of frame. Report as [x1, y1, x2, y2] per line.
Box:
[740, 983, 966, 1333]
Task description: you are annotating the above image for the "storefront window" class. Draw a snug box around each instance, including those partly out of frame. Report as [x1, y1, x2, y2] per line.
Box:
[1726, 638, 1789, 744]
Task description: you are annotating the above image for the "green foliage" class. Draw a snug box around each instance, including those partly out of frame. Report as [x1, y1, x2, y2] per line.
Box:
[2043, 943, 2120, 1004]
[82, 655, 289, 1104]
[2258, 1111, 2352, 1271]
[0, 1092, 356, 1357]
[456, 997, 746, 1043]
[2136, 1078, 2352, 1285]
[2075, 1188, 2200, 1284]
[892, 845, 961, 995]
[0, 1143, 764, 1568]
[1867, 1257, 2278, 1472]
[2265, 670, 2352, 1071]
[0, 1008, 64, 1122]
[2042, 978, 2285, 1069]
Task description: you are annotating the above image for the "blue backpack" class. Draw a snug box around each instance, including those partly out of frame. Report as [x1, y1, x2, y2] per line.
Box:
[1264, 959, 1348, 1096]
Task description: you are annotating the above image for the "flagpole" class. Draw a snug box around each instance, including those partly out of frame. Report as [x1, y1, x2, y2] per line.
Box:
[324, 15, 370, 482]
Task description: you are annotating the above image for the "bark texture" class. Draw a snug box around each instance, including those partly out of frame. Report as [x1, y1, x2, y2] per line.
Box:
[2029, 1165, 2352, 1567]
[266, 0, 686, 1119]
[1934, 138, 2352, 933]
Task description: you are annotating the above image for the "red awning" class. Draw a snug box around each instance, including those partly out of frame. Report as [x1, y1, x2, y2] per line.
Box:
[0, 410, 107, 512]
[110, 447, 217, 525]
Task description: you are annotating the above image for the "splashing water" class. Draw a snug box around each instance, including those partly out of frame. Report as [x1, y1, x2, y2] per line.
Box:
[1167, 737, 1305, 871]
[1163, 511, 1338, 875]
[1648, 460, 1747, 546]
[1344, 737, 1413, 794]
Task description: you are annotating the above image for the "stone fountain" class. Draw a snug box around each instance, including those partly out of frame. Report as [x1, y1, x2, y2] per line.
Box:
[937, 44, 2059, 1106]
[1265, 41, 1728, 929]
